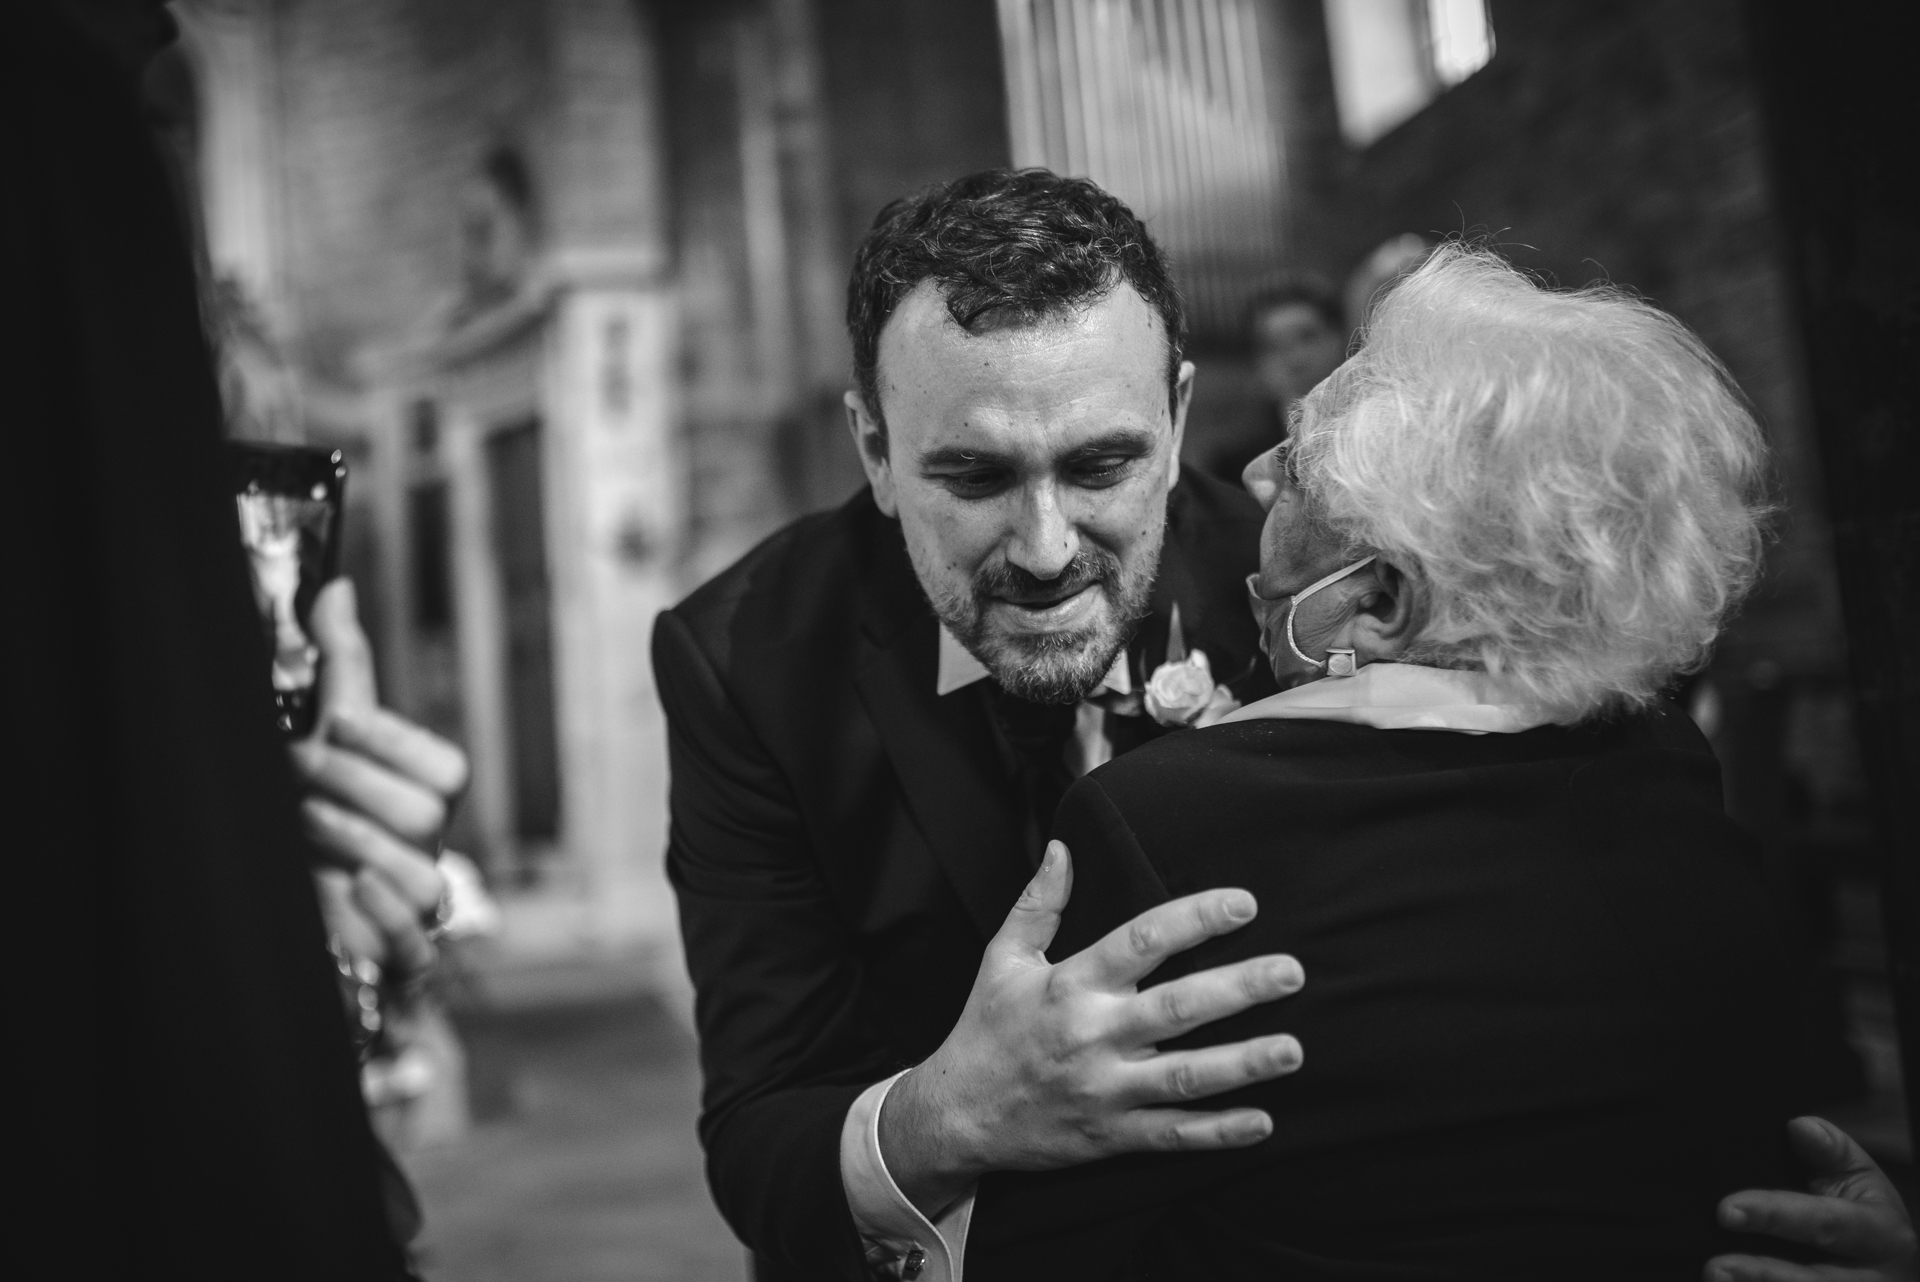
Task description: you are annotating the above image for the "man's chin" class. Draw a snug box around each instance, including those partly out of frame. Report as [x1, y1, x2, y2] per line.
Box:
[976, 625, 1125, 705]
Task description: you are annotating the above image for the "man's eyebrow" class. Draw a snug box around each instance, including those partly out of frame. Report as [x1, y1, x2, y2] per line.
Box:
[1062, 428, 1158, 459]
[917, 428, 1159, 472]
[919, 445, 1014, 470]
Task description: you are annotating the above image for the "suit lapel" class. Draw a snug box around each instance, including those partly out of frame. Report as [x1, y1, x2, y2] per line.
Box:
[850, 511, 1033, 942]
[855, 624, 1034, 942]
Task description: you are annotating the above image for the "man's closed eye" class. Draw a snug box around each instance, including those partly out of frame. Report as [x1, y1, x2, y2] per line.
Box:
[1067, 454, 1139, 488]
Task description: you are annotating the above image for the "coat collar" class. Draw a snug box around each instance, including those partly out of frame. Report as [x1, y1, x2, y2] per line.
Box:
[848, 509, 1034, 939]
[1220, 662, 1551, 734]
[854, 616, 1037, 941]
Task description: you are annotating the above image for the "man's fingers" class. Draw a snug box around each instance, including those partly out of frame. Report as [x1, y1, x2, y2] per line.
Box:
[1701, 1255, 1837, 1282]
[352, 869, 436, 975]
[292, 739, 448, 845]
[992, 840, 1074, 959]
[1123, 1034, 1303, 1105]
[310, 579, 378, 714]
[1072, 888, 1260, 988]
[314, 868, 384, 962]
[302, 796, 447, 911]
[326, 706, 470, 799]
[1719, 1189, 1912, 1260]
[1786, 1117, 1900, 1204]
[1702, 1256, 1892, 1282]
[1786, 1116, 1855, 1176]
[1118, 956, 1304, 1042]
[1112, 1106, 1273, 1153]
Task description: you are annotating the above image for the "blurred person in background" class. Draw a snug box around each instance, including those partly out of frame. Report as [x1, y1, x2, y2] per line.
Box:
[12, 1, 468, 1275]
[1342, 232, 1432, 338]
[1198, 279, 1349, 485]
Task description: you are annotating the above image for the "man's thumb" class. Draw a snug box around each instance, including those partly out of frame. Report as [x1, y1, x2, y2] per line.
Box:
[311, 577, 378, 715]
[995, 840, 1074, 956]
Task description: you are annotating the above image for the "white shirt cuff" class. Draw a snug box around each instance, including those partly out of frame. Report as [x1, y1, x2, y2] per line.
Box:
[839, 1070, 975, 1282]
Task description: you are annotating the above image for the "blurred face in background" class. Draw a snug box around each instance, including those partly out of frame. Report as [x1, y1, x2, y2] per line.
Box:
[1252, 300, 1347, 409]
[849, 280, 1192, 704]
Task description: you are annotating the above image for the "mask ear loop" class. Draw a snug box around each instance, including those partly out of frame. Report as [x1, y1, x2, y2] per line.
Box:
[1284, 555, 1378, 673]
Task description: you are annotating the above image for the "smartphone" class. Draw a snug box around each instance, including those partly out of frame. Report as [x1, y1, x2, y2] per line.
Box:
[227, 441, 348, 738]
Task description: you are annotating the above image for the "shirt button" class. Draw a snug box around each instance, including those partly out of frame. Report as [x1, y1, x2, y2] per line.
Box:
[901, 1246, 926, 1280]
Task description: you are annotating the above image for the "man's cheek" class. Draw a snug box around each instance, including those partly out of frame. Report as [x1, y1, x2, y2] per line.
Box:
[1082, 485, 1167, 555]
[900, 505, 986, 598]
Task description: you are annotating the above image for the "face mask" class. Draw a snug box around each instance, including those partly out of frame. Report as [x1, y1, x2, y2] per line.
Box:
[1246, 555, 1377, 678]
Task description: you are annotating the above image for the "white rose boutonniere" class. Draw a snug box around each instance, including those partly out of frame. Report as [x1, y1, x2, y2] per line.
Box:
[1144, 648, 1240, 729]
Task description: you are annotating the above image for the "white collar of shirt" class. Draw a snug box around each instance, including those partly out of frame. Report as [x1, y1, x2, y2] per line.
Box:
[935, 625, 1133, 698]
[1217, 662, 1550, 734]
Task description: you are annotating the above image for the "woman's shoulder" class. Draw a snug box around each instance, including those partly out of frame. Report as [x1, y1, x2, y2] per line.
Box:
[1085, 715, 1479, 801]
[1075, 701, 1718, 852]
[1067, 719, 1413, 865]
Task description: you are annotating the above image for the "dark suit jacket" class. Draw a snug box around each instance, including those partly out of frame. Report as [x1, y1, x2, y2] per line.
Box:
[968, 703, 1812, 1280]
[653, 472, 1272, 1277]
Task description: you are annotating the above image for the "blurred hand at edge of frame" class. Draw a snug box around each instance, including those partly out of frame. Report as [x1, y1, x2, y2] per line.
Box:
[1705, 1116, 1917, 1282]
[291, 579, 470, 975]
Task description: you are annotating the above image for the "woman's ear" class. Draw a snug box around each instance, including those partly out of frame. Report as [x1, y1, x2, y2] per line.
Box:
[1348, 556, 1424, 663]
[844, 390, 897, 517]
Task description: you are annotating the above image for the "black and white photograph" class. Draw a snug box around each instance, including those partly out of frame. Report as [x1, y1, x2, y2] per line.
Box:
[11, 1, 1915, 1280]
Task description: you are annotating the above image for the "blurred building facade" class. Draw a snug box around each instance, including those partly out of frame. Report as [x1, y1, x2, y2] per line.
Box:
[155, 0, 1013, 984]
[150, 2, 1888, 1138]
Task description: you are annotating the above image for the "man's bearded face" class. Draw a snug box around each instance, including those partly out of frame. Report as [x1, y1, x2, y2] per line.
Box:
[849, 279, 1191, 706]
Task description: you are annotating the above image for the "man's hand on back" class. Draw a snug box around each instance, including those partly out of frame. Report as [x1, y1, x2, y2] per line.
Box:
[1706, 1116, 1917, 1282]
[291, 580, 469, 973]
[880, 839, 1305, 1218]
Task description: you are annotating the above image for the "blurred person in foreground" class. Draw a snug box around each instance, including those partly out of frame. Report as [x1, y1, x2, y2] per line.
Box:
[11, 1, 467, 1274]
[656, 169, 1911, 1282]
[958, 246, 1916, 1280]
[1198, 279, 1349, 484]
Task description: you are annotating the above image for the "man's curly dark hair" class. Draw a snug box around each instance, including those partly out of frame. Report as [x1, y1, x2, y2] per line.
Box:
[846, 168, 1187, 441]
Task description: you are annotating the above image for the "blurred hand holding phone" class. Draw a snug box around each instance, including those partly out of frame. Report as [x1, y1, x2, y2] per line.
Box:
[225, 442, 476, 1073]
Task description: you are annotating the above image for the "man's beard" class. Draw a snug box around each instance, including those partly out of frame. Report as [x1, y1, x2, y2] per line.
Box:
[928, 541, 1160, 705]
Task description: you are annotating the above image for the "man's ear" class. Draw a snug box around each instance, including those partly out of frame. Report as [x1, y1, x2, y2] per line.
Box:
[1166, 360, 1196, 491]
[1347, 556, 1425, 664]
[844, 389, 898, 517]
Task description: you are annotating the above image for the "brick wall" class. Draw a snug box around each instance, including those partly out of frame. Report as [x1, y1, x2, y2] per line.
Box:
[271, 0, 662, 383]
[816, 0, 1010, 264]
[662, 0, 1010, 577]
[272, 0, 549, 380]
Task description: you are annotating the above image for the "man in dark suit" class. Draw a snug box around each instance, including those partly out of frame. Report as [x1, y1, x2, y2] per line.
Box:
[654, 171, 1313, 1279]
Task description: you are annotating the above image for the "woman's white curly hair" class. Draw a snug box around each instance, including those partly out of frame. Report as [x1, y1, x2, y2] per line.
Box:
[1290, 244, 1770, 723]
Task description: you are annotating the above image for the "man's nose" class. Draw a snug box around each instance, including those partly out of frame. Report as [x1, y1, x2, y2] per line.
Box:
[1005, 480, 1080, 580]
[1242, 448, 1281, 511]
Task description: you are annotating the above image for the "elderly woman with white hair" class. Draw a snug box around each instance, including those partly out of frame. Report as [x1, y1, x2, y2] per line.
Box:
[962, 246, 1914, 1279]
